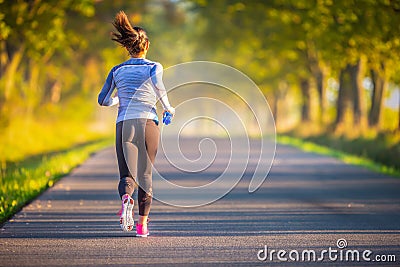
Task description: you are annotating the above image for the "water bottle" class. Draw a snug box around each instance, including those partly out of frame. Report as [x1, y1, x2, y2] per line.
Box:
[163, 111, 173, 125]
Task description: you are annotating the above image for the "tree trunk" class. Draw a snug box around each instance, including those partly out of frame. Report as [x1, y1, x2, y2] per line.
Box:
[398, 92, 400, 131]
[3, 46, 24, 100]
[26, 60, 40, 115]
[314, 69, 327, 122]
[335, 64, 352, 126]
[369, 68, 387, 128]
[272, 91, 279, 129]
[300, 78, 311, 122]
[305, 41, 327, 123]
[0, 40, 8, 77]
[349, 59, 367, 127]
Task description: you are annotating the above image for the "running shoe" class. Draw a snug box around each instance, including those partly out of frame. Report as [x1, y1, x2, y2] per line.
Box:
[136, 223, 149, 237]
[119, 194, 134, 232]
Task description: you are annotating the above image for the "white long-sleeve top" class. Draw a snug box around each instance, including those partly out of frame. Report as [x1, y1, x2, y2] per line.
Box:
[98, 58, 172, 124]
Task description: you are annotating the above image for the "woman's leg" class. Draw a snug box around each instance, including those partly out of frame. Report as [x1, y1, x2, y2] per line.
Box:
[116, 120, 140, 231]
[116, 120, 138, 198]
[137, 119, 160, 225]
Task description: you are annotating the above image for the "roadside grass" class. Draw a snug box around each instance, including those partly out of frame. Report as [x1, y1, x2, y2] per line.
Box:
[0, 100, 115, 163]
[0, 138, 113, 225]
[276, 135, 400, 178]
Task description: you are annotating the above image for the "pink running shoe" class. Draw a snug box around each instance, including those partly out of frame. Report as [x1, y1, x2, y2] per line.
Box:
[136, 223, 149, 237]
[119, 194, 134, 232]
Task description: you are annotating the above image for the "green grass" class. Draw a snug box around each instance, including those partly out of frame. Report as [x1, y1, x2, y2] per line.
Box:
[277, 135, 400, 178]
[0, 138, 113, 224]
[0, 102, 115, 163]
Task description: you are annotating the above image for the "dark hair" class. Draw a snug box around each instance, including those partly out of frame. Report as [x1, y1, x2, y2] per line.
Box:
[111, 11, 148, 56]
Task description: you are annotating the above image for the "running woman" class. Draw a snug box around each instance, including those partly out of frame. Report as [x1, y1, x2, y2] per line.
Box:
[98, 11, 175, 237]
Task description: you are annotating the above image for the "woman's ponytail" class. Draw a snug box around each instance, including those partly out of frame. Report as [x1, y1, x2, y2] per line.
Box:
[111, 11, 148, 56]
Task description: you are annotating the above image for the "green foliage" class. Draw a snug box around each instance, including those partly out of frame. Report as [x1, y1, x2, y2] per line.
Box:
[0, 0, 94, 60]
[188, 0, 400, 114]
[0, 0, 189, 163]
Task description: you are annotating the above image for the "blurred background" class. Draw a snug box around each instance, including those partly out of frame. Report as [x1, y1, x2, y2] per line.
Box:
[1, 0, 399, 169]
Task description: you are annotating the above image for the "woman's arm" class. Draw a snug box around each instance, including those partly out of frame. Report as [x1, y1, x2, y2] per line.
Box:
[150, 63, 174, 114]
[98, 68, 118, 106]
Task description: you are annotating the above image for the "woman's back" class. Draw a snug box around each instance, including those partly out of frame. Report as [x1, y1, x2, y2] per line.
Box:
[113, 58, 159, 122]
[99, 57, 164, 123]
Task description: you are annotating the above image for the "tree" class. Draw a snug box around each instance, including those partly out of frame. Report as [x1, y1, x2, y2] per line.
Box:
[364, 1, 400, 128]
[0, 0, 94, 123]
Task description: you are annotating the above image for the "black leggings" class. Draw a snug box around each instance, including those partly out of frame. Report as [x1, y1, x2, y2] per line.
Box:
[116, 119, 160, 216]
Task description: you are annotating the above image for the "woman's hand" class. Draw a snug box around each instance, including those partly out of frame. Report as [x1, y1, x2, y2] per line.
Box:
[163, 106, 175, 116]
[162, 107, 175, 125]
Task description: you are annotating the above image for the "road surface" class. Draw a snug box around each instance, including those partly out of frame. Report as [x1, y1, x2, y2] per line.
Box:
[1, 138, 399, 266]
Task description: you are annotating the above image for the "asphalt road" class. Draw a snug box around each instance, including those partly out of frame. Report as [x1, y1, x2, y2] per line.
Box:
[1, 138, 399, 266]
